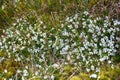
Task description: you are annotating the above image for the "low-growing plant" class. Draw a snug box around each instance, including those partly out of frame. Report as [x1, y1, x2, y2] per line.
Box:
[0, 11, 120, 79]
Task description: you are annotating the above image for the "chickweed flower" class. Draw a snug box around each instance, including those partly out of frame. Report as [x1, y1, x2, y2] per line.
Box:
[90, 74, 97, 78]
[0, 11, 119, 79]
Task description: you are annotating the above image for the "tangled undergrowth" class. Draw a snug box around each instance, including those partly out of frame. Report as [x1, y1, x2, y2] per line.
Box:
[0, 11, 120, 80]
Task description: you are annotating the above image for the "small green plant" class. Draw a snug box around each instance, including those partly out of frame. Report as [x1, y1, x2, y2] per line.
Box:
[70, 76, 82, 80]
[0, 10, 120, 79]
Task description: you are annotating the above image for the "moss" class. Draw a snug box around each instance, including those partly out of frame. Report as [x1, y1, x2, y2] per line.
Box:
[0, 77, 5, 80]
[63, 65, 75, 75]
[70, 76, 82, 80]
[100, 65, 120, 79]
[87, 0, 99, 8]
[0, 64, 3, 73]
[6, 67, 16, 78]
[100, 74, 111, 80]
[79, 73, 90, 80]
[59, 76, 65, 80]
[29, 77, 41, 80]
[0, 51, 6, 57]
[0, 57, 21, 78]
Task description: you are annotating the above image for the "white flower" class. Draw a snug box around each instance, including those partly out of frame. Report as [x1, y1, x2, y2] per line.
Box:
[63, 30, 69, 36]
[100, 56, 107, 62]
[26, 33, 30, 38]
[28, 25, 33, 30]
[82, 22, 86, 27]
[114, 20, 120, 25]
[91, 65, 95, 71]
[90, 74, 97, 78]
[116, 37, 120, 41]
[22, 76, 25, 80]
[0, 42, 2, 46]
[89, 52, 93, 55]
[51, 75, 55, 80]
[82, 56, 86, 61]
[4, 69, 7, 73]
[66, 17, 69, 21]
[40, 21, 43, 24]
[60, 51, 67, 55]
[74, 22, 79, 28]
[16, 30, 20, 35]
[32, 36, 37, 41]
[42, 25, 46, 29]
[17, 69, 21, 73]
[89, 19, 93, 24]
[25, 66, 28, 69]
[2, 5, 4, 10]
[44, 75, 48, 79]
[88, 28, 93, 33]
[9, 78, 13, 80]
[63, 45, 69, 51]
[23, 69, 29, 76]
[61, 24, 64, 27]
[36, 64, 41, 68]
[74, 14, 78, 19]
[42, 33, 46, 38]
[52, 63, 59, 68]
[111, 64, 114, 69]
[68, 25, 72, 29]
[35, 71, 39, 75]
[83, 11, 89, 15]
[40, 38, 44, 42]
[17, 57, 21, 61]
[115, 44, 119, 48]
[94, 20, 96, 23]
[72, 29, 76, 33]
[20, 46, 25, 50]
[108, 60, 111, 64]
[96, 17, 101, 20]
[86, 68, 90, 72]
[96, 68, 100, 72]
[0, 57, 4, 63]
[69, 19, 73, 22]
[81, 47, 85, 51]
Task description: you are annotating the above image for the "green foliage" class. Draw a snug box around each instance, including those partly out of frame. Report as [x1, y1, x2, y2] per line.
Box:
[70, 76, 82, 80]
[0, 0, 120, 80]
[0, 51, 6, 57]
[100, 66, 120, 80]
[79, 73, 90, 80]
[0, 10, 120, 79]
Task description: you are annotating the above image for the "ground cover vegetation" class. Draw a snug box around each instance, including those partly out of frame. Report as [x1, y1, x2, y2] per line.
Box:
[0, 0, 120, 80]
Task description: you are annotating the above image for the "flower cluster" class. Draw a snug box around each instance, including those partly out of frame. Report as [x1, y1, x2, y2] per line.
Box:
[60, 11, 120, 79]
[0, 11, 119, 79]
